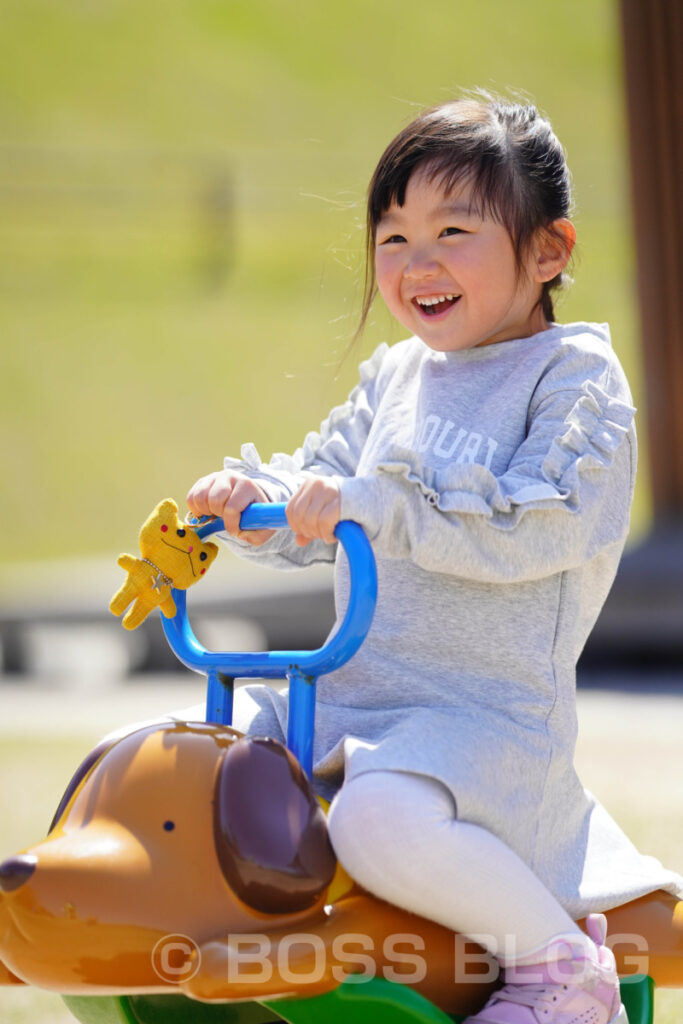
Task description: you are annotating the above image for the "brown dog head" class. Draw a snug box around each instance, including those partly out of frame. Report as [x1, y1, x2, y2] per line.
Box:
[0, 722, 335, 992]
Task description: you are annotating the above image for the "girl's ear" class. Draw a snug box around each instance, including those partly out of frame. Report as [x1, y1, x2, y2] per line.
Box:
[533, 218, 576, 283]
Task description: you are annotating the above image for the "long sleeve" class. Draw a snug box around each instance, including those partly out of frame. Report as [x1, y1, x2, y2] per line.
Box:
[216, 342, 392, 568]
[338, 343, 637, 584]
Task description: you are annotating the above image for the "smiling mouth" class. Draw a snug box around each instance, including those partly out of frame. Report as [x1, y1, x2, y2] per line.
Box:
[413, 294, 460, 316]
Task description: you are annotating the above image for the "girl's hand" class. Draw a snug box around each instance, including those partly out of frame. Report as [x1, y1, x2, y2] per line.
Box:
[286, 477, 342, 547]
[186, 471, 276, 547]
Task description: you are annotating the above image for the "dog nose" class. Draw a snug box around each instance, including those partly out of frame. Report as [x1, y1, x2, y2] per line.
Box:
[0, 854, 37, 892]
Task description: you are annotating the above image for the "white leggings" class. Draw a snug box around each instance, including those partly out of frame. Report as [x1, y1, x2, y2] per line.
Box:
[328, 770, 587, 964]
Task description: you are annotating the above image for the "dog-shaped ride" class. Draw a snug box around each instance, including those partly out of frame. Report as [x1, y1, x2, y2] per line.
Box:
[0, 720, 498, 1016]
[1, 719, 683, 1021]
[3, 502, 683, 1022]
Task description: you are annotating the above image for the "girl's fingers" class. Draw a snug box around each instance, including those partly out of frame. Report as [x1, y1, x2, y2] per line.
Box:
[223, 479, 275, 546]
[191, 473, 342, 549]
[284, 487, 308, 537]
[318, 500, 341, 544]
[306, 492, 339, 544]
[187, 472, 274, 547]
[206, 477, 236, 522]
[188, 471, 237, 518]
[286, 480, 341, 546]
[286, 484, 320, 540]
[220, 481, 247, 534]
[186, 474, 216, 516]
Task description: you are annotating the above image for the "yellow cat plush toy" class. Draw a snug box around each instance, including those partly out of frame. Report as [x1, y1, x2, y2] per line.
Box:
[110, 499, 219, 630]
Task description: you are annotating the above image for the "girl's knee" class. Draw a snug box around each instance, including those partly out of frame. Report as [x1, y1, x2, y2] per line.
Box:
[328, 770, 455, 856]
[328, 773, 391, 848]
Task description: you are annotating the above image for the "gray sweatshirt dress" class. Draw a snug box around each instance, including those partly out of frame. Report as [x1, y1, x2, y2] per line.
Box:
[215, 322, 682, 918]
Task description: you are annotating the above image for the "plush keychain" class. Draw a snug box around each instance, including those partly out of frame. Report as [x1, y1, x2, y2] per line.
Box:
[110, 498, 219, 630]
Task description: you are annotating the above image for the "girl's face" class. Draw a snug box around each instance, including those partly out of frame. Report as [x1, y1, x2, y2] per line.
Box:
[374, 169, 550, 353]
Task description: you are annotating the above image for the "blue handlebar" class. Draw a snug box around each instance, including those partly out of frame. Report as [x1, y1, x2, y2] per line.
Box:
[160, 503, 377, 775]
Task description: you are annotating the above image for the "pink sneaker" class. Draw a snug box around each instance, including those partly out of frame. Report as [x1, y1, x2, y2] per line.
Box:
[463, 914, 628, 1023]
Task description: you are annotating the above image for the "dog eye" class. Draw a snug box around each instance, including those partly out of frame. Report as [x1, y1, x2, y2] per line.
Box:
[163, 820, 175, 832]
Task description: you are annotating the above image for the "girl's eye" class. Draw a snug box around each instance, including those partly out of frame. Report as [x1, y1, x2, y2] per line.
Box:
[441, 227, 464, 237]
[378, 234, 406, 245]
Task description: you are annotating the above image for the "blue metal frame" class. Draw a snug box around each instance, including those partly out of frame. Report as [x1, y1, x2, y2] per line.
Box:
[161, 503, 377, 777]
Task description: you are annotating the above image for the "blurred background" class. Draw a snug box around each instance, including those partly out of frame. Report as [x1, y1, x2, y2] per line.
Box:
[0, 1, 681, 1021]
[0, 0, 652, 561]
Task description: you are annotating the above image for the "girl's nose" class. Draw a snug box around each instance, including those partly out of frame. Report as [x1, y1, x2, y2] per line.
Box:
[0, 854, 37, 892]
[403, 252, 440, 280]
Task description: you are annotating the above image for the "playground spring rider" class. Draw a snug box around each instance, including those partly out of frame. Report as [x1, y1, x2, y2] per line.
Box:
[0, 504, 682, 1023]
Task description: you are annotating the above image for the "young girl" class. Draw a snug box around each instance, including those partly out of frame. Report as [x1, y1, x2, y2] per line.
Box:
[187, 97, 681, 1023]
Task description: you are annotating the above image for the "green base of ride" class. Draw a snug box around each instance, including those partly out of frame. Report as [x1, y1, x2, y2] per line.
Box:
[62, 973, 655, 1024]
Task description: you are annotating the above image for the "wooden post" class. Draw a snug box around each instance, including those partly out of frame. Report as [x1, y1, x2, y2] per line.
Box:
[581, 0, 683, 668]
[619, 0, 683, 522]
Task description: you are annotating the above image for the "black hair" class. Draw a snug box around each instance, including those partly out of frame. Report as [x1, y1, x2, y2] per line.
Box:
[358, 95, 574, 335]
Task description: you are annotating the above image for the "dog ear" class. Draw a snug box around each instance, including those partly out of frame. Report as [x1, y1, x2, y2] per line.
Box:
[48, 737, 118, 835]
[213, 737, 336, 914]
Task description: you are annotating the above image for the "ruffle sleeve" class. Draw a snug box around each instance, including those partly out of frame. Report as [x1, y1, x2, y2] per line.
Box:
[339, 376, 637, 584]
[539, 380, 636, 514]
[217, 343, 391, 568]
